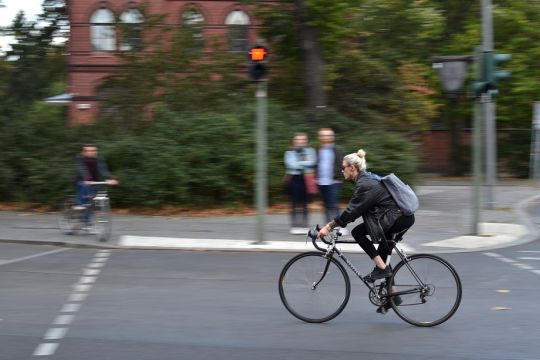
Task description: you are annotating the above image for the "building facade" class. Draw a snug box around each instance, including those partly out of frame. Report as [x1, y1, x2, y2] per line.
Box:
[67, 0, 259, 124]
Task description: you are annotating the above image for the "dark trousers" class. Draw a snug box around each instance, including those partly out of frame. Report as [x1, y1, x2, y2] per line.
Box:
[351, 215, 415, 262]
[318, 183, 341, 223]
[288, 175, 309, 227]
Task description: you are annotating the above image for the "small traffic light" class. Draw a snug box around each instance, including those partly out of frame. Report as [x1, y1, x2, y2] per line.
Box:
[248, 45, 268, 81]
[488, 52, 512, 85]
[473, 51, 511, 96]
[473, 51, 489, 95]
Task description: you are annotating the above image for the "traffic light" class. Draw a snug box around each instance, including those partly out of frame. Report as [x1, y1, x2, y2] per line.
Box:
[487, 52, 512, 86]
[473, 51, 511, 96]
[248, 45, 268, 81]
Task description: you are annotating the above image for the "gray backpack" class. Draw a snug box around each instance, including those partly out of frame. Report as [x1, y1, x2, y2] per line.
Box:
[381, 173, 419, 216]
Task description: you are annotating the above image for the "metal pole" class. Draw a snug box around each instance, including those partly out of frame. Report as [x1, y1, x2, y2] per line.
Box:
[484, 98, 496, 209]
[482, 0, 496, 209]
[472, 96, 483, 235]
[255, 81, 268, 243]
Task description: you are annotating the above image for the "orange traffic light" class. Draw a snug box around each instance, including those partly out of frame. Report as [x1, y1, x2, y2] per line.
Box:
[249, 46, 268, 62]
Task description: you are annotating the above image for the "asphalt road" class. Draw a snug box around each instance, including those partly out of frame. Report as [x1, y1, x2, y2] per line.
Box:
[1, 240, 539, 360]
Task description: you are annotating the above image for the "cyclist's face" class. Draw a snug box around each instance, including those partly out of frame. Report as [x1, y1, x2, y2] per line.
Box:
[83, 146, 97, 158]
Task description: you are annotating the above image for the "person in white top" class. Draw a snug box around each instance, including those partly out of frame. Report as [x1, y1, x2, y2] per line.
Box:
[284, 133, 317, 234]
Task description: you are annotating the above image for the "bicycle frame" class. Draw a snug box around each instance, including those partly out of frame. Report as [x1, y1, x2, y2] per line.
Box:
[310, 229, 428, 303]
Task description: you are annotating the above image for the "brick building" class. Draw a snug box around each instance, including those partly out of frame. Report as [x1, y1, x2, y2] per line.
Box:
[66, 0, 259, 124]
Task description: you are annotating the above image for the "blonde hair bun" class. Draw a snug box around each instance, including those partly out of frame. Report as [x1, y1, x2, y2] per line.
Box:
[357, 149, 366, 158]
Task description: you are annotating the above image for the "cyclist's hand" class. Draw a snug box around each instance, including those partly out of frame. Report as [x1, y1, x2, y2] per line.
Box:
[106, 179, 119, 185]
[317, 226, 329, 239]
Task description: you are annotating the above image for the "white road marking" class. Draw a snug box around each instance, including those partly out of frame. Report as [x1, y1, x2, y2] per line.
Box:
[33, 250, 113, 357]
[87, 262, 105, 268]
[517, 257, 540, 261]
[83, 268, 101, 276]
[60, 303, 81, 313]
[53, 314, 74, 326]
[73, 284, 92, 292]
[44, 328, 68, 340]
[78, 276, 96, 284]
[483, 252, 540, 277]
[33, 343, 59, 356]
[0, 248, 68, 266]
[68, 293, 88, 302]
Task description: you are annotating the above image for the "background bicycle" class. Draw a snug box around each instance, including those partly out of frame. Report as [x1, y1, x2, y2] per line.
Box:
[58, 181, 112, 242]
[279, 225, 462, 327]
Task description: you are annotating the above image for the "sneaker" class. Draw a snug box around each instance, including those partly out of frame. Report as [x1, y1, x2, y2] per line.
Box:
[376, 295, 402, 314]
[363, 266, 392, 283]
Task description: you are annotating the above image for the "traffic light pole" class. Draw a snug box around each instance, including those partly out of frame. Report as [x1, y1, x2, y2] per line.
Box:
[482, 0, 496, 209]
[254, 81, 268, 243]
[472, 96, 484, 235]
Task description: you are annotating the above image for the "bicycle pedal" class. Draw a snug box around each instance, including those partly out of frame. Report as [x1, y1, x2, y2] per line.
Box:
[376, 306, 387, 315]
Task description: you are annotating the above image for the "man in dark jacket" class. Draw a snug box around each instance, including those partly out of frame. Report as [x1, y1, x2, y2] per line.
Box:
[75, 145, 118, 207]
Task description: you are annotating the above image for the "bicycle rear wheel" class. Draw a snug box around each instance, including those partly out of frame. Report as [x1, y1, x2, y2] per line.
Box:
[93, 198, 111, 242]
[388, 254, 462, 327]
[279, 252, 350, 323]
[58, 196, 81, 235]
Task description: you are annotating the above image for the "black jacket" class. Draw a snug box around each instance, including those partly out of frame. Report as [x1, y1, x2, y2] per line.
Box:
[75, 155, 111, 183]
[334, 171, 402, 242]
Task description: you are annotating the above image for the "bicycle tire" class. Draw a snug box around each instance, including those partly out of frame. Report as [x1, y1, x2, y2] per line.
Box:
[58, 196, 81, 235]
[93, 197, 111, 242]
[388, 254, 462, 327]
[279, 252, 350, 323]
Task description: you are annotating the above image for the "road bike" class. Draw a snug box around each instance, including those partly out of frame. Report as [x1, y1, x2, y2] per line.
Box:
[278, 225, 462, 327]
[58, 182, 112, 242]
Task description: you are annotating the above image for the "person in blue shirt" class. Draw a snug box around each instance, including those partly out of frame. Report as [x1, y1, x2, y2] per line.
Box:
[284, 133, 317, 234]
[316, 128, 345, 229]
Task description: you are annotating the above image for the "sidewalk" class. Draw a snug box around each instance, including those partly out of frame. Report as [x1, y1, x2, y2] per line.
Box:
[1, 179, 540, 253]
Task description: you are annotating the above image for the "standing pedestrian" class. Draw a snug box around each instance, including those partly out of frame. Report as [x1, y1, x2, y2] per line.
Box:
[284, 133, 317, 234]
[316, 128, 346, 233]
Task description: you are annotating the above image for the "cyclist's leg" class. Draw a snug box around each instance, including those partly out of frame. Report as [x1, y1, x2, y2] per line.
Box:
[75, 181, 91, 206]
[351, 223, 378, 258]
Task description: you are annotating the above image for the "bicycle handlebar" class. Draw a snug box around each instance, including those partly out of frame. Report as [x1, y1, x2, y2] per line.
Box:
[87, 181, 114, 186]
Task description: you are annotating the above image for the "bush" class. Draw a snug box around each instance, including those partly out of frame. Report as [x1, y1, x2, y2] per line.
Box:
[0, 101, 420, 209]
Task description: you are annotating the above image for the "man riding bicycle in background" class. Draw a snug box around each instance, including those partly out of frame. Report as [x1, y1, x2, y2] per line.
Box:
[74, 144, 118, 210]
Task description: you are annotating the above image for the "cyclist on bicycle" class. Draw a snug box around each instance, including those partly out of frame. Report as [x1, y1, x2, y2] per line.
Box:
[74, 144, 118, 209]
[317, 149, 414, 283]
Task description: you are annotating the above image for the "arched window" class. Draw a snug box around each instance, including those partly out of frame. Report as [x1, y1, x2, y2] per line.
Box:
[181, 7, 204, 52]
[225, 9, 250, 52]
[90, 8, 116, 51]
[120, 8, 144, 51]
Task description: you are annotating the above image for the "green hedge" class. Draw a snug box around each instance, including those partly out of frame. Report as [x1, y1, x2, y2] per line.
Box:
[0, 101, 419, 209]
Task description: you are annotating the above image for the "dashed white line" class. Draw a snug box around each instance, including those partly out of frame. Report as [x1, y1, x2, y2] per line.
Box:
[68, 293, 88, 302]
[60, 303, 81, 313]
[33, 343, 59, 356]
[33, 250, 112, 357]
[78, 276, 97, 284]
[83, 268, 101, 276]
[44, 328, 68, 340]
[53, 314, 74, 326]
[517, 257, 540, 261]
[484, 252, 540, 277]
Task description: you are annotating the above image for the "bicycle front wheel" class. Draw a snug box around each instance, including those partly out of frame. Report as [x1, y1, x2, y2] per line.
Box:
[389, 254, 462, 327]
[279, 252, 350, 323]
[58, 196, 81, 235]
